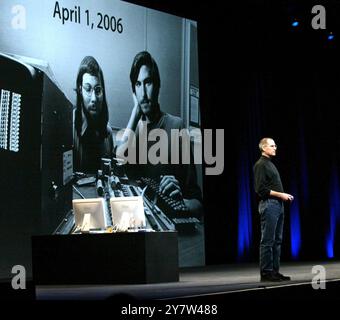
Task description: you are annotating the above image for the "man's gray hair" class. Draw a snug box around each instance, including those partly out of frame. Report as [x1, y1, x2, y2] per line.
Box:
[259, 137, 272, 152]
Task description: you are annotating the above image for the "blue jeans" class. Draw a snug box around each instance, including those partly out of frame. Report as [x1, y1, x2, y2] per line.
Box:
[259, 199, 284, 274]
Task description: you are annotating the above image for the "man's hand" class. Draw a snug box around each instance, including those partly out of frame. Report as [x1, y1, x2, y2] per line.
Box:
[159, 175, 183, 199]
[132, 93, 142, 120]
[270, 190, 294, 202]
[280, 193, 294, 202]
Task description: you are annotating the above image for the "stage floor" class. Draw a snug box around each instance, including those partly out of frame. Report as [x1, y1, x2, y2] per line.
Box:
[36, 260, 340, 300]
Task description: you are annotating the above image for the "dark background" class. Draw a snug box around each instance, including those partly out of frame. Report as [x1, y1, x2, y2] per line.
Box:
[125, 0, 340, 265]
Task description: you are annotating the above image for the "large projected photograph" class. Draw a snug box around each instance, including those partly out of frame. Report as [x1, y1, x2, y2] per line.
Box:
[0, 0, 204, 281]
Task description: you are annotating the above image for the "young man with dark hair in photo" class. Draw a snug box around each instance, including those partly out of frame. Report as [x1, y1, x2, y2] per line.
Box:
[73, 56, 114, 173]
[116, 51, 202, 217]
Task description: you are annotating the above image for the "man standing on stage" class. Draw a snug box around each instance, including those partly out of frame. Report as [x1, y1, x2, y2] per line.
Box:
[254, 137, 294, 282]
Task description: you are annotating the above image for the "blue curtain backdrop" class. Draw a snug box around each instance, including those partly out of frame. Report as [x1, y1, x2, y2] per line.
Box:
[196, 1, 340, 264]
[233, 70, 340, 262]
[327, 163, 340, 258]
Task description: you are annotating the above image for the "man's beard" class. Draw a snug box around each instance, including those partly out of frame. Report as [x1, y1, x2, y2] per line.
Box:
[83, 104, 100, 125]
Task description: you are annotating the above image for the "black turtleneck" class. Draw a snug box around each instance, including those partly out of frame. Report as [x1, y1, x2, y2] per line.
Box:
[253, 155, 284, 200]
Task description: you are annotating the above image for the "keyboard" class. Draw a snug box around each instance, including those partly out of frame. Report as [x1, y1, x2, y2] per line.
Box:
[107, 175, 200, 232]
[139, 177, 194, 219]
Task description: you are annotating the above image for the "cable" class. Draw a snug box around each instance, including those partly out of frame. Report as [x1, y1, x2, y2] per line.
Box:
[72, 185, 85, 199]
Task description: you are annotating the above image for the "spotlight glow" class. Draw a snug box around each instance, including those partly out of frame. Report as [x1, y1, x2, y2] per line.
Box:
[237, 154, 252, 260]
[328, 33, 334, 41]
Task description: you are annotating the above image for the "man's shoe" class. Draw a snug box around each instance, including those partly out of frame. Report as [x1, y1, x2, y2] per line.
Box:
[274, 272, 291, 281]
[260, 272, 283, 282]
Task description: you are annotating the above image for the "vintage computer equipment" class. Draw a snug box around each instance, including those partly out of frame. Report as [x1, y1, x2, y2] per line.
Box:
[139, 177, 200, 218]
[107, 175, 199, 232]
[139, 177, 201, 232]
[0, 52, 73, 280]
[72, 198, 110, 232]
[109, 196, 146, 231]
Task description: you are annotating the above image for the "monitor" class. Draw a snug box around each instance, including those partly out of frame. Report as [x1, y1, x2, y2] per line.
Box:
[110, 196, 146, 231]
[73, 198, 109, 232]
